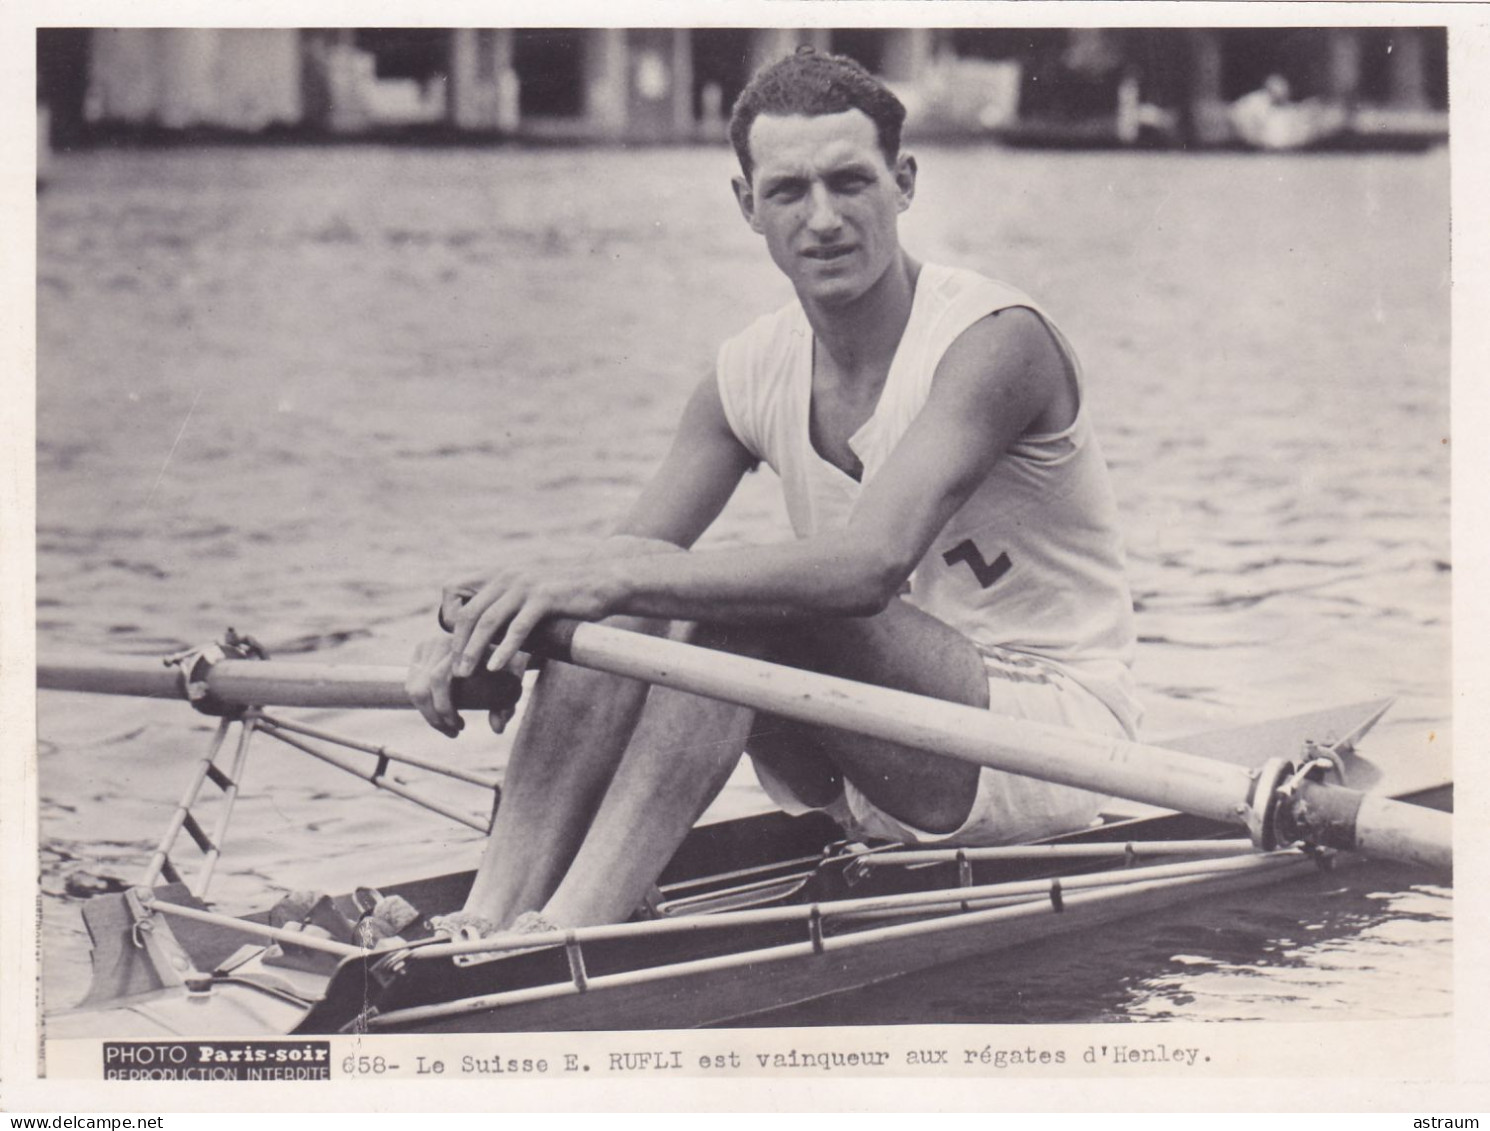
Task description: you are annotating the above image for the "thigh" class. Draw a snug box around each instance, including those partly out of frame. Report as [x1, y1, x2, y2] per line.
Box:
[848, 657, 1125, 846]
[706, 601, 992, 836]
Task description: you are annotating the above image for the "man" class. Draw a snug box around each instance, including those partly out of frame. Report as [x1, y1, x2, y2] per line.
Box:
[406, 49, 1140, 939]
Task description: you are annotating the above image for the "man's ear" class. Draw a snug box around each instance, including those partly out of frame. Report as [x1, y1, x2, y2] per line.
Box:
[731, 174, 763, 234]
[894, 152, 918, 212]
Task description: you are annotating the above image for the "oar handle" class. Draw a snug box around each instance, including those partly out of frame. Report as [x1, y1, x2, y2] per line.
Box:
[436, 589, 580, 660]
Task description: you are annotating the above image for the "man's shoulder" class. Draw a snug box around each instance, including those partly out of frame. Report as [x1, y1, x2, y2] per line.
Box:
[726, 293, 804, 342]
[718, 295, 806, 373]
[920, 262, 1037, 313]
[912, 265, 1058, 375]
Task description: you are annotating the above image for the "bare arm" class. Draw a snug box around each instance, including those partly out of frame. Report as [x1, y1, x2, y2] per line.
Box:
[447, 308, 1070, 676]
[611, 308, 1069, 620]
[610, 372, 759, 550]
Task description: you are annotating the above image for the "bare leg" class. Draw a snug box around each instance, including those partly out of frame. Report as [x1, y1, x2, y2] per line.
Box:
[537, 600, 989, 927]
[540, 685, 754, 928]
[459, 616, 669, 925]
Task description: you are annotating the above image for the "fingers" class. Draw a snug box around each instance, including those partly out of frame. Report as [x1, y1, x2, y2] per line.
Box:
[442, 563, 608, 682]
[438, 581, 480, 633]
[428, 656, 460, 736]
[445, 571, 521, 671]
[452, 586, 527, 677]
[406, 635, 529, 737]
[488, 654, 528, 734]
[486, 600, 549, 675]
[405, 638, 463, 738]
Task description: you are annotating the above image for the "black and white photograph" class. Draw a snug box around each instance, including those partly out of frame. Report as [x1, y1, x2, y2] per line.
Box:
[7, 1, 1489, 1115]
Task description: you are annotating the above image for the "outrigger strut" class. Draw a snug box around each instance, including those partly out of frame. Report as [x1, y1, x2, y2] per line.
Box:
[143, 630, 500, 900]
[139, 714, 258, 894]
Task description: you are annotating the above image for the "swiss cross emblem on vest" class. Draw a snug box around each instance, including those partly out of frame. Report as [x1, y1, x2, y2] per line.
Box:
[942, 539, 1012, 589]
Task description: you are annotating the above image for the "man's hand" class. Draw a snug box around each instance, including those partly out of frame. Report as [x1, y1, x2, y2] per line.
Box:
[407, 541, 679, 738]
[444, 560, 624, 679]
[406, 636, 466, 737]
[405, 633, 528, 738]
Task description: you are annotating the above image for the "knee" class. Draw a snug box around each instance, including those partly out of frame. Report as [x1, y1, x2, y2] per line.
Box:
[910, 787, 980, 836]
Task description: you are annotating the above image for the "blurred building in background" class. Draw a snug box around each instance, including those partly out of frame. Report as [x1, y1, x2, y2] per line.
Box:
[36, 26, 1449, 152]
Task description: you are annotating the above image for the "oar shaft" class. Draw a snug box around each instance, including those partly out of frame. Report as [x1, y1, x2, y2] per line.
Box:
[544, 621, 1451, 874]
[38, 655, 514, 711]
[549, 621, 1258, 827]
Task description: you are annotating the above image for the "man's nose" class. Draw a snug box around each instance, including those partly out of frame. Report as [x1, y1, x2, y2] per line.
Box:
[805, 184, 842, 234]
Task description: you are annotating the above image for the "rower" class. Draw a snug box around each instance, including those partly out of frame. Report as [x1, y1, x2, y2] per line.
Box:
[406, 48, 1142, 940]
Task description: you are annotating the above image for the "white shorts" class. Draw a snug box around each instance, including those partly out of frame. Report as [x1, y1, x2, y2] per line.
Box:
[750, 649, 1130, 847]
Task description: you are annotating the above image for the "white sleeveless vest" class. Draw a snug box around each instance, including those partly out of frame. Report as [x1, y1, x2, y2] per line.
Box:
[716, 264, 1142, 736]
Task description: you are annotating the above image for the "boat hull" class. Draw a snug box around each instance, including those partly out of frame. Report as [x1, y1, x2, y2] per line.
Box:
[47, 698, 1448, 1038]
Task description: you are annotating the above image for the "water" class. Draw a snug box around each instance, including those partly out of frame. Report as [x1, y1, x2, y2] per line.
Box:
[35, 142, 1451, 1025]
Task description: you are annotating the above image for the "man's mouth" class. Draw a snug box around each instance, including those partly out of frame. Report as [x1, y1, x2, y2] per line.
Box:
[801, 245, 855, 261]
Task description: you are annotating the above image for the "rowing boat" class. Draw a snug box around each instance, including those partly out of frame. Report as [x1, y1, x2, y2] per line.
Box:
[39, 626, 1452, 1037]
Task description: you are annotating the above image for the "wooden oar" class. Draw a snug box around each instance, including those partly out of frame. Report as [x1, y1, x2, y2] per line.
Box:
[38, 619, 1451, 872]
[538, 621, 1449, 873]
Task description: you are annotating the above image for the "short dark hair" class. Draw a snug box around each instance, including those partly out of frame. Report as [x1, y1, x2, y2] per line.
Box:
[728, 47, 907, 181]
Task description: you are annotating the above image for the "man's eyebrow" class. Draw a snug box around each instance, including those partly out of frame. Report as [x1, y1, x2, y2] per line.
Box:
[826, 162, 878, 179]
[759, 172, 807, 191]
[760, 161, 878, 190]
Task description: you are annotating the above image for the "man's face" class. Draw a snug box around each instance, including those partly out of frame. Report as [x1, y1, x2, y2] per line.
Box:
[733, 109, 916, 308]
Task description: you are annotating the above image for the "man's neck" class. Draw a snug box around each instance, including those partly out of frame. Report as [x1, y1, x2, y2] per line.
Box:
[801, 253, 922, 385]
